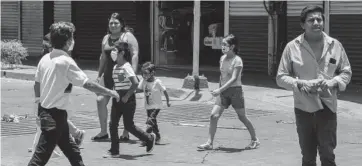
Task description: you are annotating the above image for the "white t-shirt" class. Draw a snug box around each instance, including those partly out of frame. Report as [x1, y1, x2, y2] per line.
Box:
[35, 49, 89, 111]
[219, 55, 243, 87]
[112, 62, 136, 90]
[138, 78, 166, 110]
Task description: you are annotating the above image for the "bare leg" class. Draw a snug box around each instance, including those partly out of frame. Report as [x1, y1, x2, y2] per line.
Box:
[235, 108, 260, 149]
[68, 120, 79, 137]
[234, 108, 257, 141]
[207, 105, 225, 145]
[198, 105, 225, 150]
[95, 95, 110, 137]
[120, 129, 129, 139]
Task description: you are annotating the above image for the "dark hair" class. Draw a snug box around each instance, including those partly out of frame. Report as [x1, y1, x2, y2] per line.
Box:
[43, 33, 50, 41]
[300, 5, 324, 23]
[223, 34, 239, 54]
[43, 33, 52, 50]
[49, 21, 75, 49]
[113, 41, 131, 63]
[107, 12, 134, 34]
[141, 62, 156, 73]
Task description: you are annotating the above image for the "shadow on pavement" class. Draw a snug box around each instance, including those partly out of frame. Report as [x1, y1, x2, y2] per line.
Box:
[120, 139, 140, 145]
[214, 147, 247, 153]
[90, 139, 139, 145]
[91, 139, 111, 143]
[116, 153, 153, 160]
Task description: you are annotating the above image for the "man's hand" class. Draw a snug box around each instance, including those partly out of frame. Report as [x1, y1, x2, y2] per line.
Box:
[296, 80, 311, 94]
[296, 79, 323, 95]
[320, 79, 338, 91]
[110, 90, 120, 102]
[96, 77, 102, 83]
[167, 101, 171, 107]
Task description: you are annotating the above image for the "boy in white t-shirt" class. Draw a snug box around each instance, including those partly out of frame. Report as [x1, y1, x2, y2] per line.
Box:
[138, 62, 171, 144]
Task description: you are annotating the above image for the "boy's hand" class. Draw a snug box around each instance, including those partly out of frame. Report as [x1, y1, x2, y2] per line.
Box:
[122, 94, 130, 103]
[167, 102, 171, 107]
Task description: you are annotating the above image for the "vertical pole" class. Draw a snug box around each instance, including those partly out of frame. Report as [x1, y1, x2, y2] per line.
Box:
[153, 1, 160, 66]
[150, 1, 154, 63]
[224, 1, 229, 36]
[192, 0, 200, 76]
[18, 1, 22, 40]
[324, 1, 330, 35]
[267, 1, 275, 76]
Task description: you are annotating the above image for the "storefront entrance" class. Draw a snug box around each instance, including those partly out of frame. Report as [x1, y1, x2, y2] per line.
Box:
[153, 1, 224, 68]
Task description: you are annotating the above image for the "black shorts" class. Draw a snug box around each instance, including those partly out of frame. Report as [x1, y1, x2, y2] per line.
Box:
[215, 86, 245, 109]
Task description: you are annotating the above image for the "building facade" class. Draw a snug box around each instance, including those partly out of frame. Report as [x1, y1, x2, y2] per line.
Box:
[1, 1, 361, 84]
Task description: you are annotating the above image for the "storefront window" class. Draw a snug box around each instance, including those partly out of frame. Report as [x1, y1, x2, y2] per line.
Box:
[200, 1, 224, 67]
[156, 1, 224, 67]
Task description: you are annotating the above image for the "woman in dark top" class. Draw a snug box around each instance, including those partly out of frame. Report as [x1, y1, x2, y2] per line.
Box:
[92, 12, 139, 140]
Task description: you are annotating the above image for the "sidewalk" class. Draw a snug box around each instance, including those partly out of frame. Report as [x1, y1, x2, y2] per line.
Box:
[2, 110, 362, 166]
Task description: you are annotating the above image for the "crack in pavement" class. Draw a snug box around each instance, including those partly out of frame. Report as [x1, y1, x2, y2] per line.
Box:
[173, 122, 248, 130]
[201, 151, 212, 164]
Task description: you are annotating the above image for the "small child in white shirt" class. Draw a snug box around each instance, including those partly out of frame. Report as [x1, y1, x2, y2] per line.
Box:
[138, 62, 171, 144]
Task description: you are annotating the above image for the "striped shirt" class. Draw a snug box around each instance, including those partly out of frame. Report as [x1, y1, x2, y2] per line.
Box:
[112, 62, 136, 90]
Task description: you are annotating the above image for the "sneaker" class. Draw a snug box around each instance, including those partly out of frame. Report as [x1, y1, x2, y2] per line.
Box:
[119, 135, 130, 142]
[245, 138, 260, 150]
[74, 130, 85, 146]
[103, 150, 119, 158]
[197, 143, 213, 150]
[155, 133, 161, 145]
[140, 141, 147, 147]
[155, 138, 161, 145]
[146, 133, 156, 153]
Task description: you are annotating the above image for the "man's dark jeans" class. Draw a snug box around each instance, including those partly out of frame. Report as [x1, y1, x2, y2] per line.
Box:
[28, 105, 84, 166]
[146, 109, 161, 139]
[109, 91, 153, 154]
[295, 104, 337, 166]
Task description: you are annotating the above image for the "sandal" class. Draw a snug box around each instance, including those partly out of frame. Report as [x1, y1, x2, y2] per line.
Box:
[91, 134, 109, 141]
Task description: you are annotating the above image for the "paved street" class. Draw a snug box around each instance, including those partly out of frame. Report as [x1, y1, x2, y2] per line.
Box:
[1, 67, 362, 166]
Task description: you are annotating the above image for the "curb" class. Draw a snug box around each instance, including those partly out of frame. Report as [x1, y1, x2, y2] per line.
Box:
[1, 70, 35, 81]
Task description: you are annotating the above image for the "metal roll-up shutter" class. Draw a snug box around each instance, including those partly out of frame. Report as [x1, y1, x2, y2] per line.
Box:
[72, 1, 137, 60]
[1, 1, 20, 40]
[54, 1, 71, 22]
[330, 1, 362, 84]
[21, 1, 43, 56]
[287, 1, 323, 42]
[229, 1, 269, 73]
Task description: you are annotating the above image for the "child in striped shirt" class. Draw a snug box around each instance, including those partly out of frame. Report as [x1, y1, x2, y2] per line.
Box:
[104, 41, 156, 158]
